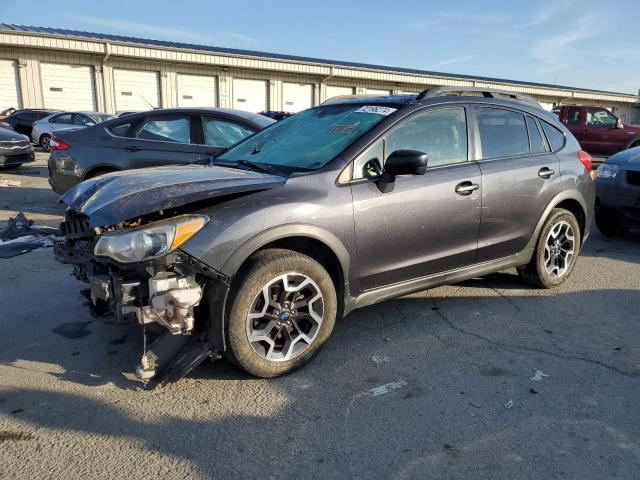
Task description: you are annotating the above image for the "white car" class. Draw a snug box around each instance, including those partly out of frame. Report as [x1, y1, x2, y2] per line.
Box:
[31, 111, 114, 151]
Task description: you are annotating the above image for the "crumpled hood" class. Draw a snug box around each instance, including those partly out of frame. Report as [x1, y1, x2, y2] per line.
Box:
[61, 164, 286, 227]
[606, 146, 640, 170]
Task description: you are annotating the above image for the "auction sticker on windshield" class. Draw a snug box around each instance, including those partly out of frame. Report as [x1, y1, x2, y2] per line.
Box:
[355, 106, 397, 116]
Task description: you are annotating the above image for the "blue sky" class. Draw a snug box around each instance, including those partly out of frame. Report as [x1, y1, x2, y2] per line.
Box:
[2, 0, 638, 93]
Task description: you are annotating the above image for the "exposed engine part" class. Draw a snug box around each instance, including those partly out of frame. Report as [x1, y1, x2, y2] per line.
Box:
[136, 275, 203, 334]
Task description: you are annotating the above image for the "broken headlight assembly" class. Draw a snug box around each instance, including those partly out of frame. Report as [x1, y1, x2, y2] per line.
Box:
[94, 215, 209, 263]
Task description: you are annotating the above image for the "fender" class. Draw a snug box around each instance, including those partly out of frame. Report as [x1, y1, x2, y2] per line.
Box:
[625, 136, 640, 150]
[523, 188, 590, 256]
[208, 224, 352, 352]
[221, 223, 351, 284]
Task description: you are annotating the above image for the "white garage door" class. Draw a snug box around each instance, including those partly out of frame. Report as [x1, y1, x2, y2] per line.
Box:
[233, 79, 268, 113]
[114, 69, 160, 111]
[282, 82, 313, 112]
[0, 59, 21, 111]
[326, 85, 354, 102]
[177, 74, 217, 107]
[41, 63, 96, 111]
[367, 88, 392, 96]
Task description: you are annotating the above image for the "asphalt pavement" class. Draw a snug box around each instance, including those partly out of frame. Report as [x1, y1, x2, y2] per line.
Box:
[0, 154, 639, 479]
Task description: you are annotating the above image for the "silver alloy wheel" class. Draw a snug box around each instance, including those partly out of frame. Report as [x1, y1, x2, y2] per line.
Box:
[41, 135, 51, 151]
[246, 272, 324, 362]
[544, 220, 575, 278]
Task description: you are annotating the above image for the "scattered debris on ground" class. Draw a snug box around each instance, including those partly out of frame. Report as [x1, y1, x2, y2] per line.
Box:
[529, 369, 550, 382]
[369, 379, 407, 397]
[0, 212, 58, 258]
[370, 354, 390, 366]
[0, 179, 22, 187]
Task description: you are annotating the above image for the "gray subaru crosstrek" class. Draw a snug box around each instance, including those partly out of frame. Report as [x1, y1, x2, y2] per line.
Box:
[54, 88, 595, 384]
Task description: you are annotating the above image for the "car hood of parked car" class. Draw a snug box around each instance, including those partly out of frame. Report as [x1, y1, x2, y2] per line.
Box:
[60, 164, 287, 227]
[0, 127, 28, 141]
[606, 146, 640, 169]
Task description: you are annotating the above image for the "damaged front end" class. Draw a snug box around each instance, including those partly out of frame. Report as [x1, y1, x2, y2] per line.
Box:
[54, 211, 228, 386]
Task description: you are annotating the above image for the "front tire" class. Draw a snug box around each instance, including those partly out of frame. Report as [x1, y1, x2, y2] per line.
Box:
[225, 249, 337, 378]
[518, 208, 581, 288]
[39, 134, 51, 152]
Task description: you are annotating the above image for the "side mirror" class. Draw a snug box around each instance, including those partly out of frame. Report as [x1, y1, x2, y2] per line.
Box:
[615, 118, 624, 129]
[377, 150, 428, 193]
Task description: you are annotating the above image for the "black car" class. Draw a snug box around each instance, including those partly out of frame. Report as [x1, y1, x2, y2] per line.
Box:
[48, 108, 275, 194]
[0, 127, 35, 168]
[594, 146, 640, 234]
[4, 109, 59, 137]
[259, 111, 294, 121]
[54, 88, 594, 384]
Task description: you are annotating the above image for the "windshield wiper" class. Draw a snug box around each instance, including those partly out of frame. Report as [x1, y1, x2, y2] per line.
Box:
[236, 160, 282, 175]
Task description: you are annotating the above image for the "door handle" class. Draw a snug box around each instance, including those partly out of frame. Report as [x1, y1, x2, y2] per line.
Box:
[124, 145, 141, 152]
[455, 181, 480, 196]
[538, 167, 556, 179]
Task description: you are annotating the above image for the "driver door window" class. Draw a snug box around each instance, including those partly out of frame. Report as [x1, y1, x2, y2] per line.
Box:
[73, 114, 94, 126]
[586, 108, 616, 128]
[352, 106, 468, 180]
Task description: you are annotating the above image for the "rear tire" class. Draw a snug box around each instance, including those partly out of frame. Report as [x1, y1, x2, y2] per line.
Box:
[518, 208, 581, 288]
[39, 134, 51, 152]
[595, 209, 629, 236]
[225, 248, 337, 378]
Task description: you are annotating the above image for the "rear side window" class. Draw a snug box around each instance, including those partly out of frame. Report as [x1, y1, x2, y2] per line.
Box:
[202, 117, 254, 146]
[108, 122, 133, 137]
[476, 107, 529, 159]
[136, 116, 191, 143]
[541, 121, 565, 152]
[567, 107, 582, 125]
[526, 116, 548, 154]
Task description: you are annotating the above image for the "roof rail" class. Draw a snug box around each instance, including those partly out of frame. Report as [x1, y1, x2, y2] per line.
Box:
[417, 86, 542, 108]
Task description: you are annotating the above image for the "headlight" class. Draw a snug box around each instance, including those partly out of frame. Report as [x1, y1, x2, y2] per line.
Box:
[94, 215, 209, 263]
[55, 157, 83, 177]
[596, 163, 619, 179]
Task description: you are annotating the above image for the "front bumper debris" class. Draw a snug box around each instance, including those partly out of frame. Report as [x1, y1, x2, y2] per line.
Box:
[53, 216, 229, 387]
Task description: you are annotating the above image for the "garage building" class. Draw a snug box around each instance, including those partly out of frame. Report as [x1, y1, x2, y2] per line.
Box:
[0, 24, 637, 120]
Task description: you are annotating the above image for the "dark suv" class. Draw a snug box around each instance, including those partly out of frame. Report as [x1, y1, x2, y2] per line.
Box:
[54, 88, 595, 384]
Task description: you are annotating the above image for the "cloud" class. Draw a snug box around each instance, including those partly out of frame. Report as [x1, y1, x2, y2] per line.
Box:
[431, 54, 479, 69]
[61, 14, 257, 47]
[513, 0, 576, 29]
[528, 14, 600, 73]
[226, 31, 255, 44]
[63, 15, 211, 42]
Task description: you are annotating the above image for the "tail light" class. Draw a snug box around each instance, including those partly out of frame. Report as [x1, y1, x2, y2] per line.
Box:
[49, 136, 70, 150]
[577, 150, 592, 172]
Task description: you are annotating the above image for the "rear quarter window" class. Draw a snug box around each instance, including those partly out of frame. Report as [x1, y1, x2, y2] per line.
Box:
[108, 122, 134, 137]
[540, 121, 565, 152]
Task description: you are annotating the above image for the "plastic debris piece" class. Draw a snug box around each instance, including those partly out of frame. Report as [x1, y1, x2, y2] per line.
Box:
[530, 369, 550, 382]
[504, 399, 514, 409]
[369, 379, 407, 397]
[0, 179, 21, 187]
[371, 354, 390, 366]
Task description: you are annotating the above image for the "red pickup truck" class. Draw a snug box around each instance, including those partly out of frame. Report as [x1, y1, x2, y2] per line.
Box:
[556, 105, 640, 156]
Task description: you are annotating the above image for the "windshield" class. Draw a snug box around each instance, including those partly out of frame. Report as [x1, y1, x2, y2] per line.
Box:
[217, 104, 395, 170]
